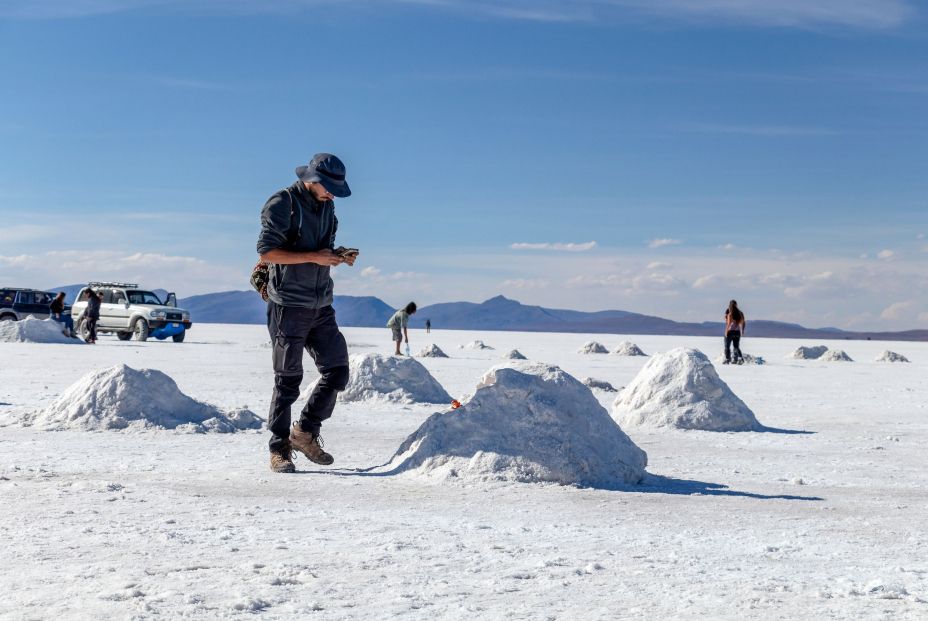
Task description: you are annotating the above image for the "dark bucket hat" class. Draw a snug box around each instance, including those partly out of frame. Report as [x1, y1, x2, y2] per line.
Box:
[295, 153, 351, 198]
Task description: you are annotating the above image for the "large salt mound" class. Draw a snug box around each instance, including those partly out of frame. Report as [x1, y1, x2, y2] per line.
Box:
[614, 341, 647, 356]
[418, 344, 449, 358]
[612, 348, 761, 432]
[876, 350, 910, 363]
[503, 349, 528, 360]
[0, 317, 78, 345]
[26, 365, 261, 432]
[820, 349, 853, 362]
[461, 340, 494, 350]
[340, 353, 452, 404]
[380, 362, 647, 487]
[579, 341, 609, 354]
[790, 345, 828, 360]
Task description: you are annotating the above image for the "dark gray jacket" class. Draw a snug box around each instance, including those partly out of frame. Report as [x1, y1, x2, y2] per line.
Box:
[256, 182, 338, 308]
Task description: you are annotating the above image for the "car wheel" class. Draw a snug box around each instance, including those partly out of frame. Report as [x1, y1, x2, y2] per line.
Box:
[133, 319, 150, 342]
[172, 331, 185, 343]
[0, 314, 15, 321]
[117, 332, 132, 341]
[77, 318, 90, 340]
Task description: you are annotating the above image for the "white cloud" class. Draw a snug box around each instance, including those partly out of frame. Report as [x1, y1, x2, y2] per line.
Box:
[880, 301, 917, 321]
[499, 278, 550, 290]
[647, 238, 682, 249]
[361, 266, 382, 278]
[566, 271, 685, 295]
[647, 261, 672, 270]
[0, 224, 58, 242]
[877, 249, 896, 260]
[717, 243, 737, 251]
[0, 250, 242, 296]
[510, 241, 597, 252]
[0, 254, 31, 268]
[691, 274, 720, 289]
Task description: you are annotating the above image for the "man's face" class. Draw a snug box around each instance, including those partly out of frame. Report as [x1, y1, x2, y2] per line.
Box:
[305, 182, 334, 202]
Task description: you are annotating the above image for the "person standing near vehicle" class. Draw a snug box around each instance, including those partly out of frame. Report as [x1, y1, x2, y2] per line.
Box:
[83, 289, 101, 344]
[257, 153, 356, 474]
[723, 299, 746, 364]
[425, 318, 431, 334]
[49, 291, 74, 337]
[387, 302, 417, 355]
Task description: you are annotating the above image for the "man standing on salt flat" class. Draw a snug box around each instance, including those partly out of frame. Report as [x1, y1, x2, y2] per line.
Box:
[256, 153, 357, 473]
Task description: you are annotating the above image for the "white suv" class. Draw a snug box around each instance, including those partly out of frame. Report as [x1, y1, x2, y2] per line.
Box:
[70, 282, 192, 342]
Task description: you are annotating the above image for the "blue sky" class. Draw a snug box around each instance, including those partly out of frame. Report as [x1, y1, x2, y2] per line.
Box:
[1, 0, 926, 330]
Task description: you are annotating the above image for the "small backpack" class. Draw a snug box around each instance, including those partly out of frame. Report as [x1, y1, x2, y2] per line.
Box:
[250, 189, 302, 301]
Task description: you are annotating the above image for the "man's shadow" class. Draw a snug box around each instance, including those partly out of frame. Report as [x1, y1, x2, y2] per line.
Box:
[295, 460, 823, 502]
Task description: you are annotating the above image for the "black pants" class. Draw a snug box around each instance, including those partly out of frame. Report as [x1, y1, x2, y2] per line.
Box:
[86, 317, 98, 342]
[267, 302, 349, 452]
[724, 330, 742, 362]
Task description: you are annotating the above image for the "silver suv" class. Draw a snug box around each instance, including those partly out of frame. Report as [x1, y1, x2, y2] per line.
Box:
[70, 282, 192, 342]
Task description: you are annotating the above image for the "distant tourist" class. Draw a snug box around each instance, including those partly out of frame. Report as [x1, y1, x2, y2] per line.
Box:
[425, 318, 431, 333]
[49, 291, 74, 337]
[723, 300, 746, 364]
[387, 302, 417, 355]
[83, 289, 101, 344]
[256, 153, 356, 474]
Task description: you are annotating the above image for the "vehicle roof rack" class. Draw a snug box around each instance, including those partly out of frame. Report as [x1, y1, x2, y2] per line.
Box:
[87, 281, 139, 289]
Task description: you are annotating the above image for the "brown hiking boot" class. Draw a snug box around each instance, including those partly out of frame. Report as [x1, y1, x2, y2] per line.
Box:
[270, 442, 296, 473]
[290, 423, 334, 465]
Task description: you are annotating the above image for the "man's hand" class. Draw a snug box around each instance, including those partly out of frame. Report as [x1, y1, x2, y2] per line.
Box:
[313, 249, 343, 267]
[343, 252, 358, 266]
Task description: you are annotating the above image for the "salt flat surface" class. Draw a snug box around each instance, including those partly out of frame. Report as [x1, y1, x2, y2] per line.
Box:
[1, 324, 927, 619]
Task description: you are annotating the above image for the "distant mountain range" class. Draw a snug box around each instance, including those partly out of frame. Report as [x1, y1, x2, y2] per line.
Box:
[51, 285, 926, 341]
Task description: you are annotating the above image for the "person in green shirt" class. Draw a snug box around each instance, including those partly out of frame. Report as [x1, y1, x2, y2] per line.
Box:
[387, 302, 417, 355]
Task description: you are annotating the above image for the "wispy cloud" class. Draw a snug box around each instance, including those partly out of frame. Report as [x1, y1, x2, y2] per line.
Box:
[647, 238, 682, 249]
[499, 278, 550, 290]
[880, 300, 918, 321]
[510, 241, 598, 252]
[685, 123, 843, 137]
[0, 250, 243, 295]
[3, 0, 915, 30]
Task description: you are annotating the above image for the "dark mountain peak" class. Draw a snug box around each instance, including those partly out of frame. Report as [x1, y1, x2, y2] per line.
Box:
[483, 295, 518, 306]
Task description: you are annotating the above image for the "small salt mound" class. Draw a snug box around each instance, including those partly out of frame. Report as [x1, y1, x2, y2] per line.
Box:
[820, 349, 853, 362]
[340, 353, 452, 404]
[713, 353, 765, 365]
[380, 362, 647, 486]
[0, 317, 78, 345]
[461, 340, 494, 350]
[583, 377, 618, 392]
[614, 341, 647, 356]
[503, 349, 527, 360]
[876, 350, 910, 363]
[790, 345, 828, 360]
[579, 341, 609, 354]
[612, 347, 761, 431]
[418, 344, 449, 358]
[26, 365, 261, 432]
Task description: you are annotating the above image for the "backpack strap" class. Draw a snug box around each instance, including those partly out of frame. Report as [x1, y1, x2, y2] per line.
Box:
[284, 188, 303, 248]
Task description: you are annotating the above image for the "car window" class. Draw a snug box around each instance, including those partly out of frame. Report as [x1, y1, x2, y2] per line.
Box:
[127, 290, 162, 305]
[114, 290, 126, 303]
[18, 291, 35, 304]
[102, 290, 116, 304]
[36, 292, 52, 305]
[0, 290, 13, 305]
